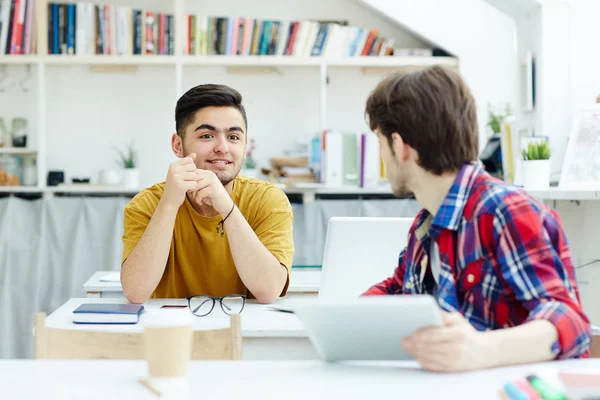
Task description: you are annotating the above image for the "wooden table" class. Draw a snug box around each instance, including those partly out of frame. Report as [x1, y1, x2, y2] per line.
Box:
[47, 297, 318, 360]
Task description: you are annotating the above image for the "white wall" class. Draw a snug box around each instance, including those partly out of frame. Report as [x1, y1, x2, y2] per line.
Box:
[513, 6, 541, 138]
[359, 0, 519, 151]
[1, 0, 429, 188]
[537, 0, 571, 176]
[568, 0, 600, 121]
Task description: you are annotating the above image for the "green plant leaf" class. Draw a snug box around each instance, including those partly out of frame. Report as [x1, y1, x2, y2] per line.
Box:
[522, 140, 551, 160]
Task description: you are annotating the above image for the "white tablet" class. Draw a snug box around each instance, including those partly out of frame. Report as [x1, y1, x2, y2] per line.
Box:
[293, 295, 442, 362]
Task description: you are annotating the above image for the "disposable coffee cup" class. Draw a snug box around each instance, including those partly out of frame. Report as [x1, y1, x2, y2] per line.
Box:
[143, 308, 194, 378]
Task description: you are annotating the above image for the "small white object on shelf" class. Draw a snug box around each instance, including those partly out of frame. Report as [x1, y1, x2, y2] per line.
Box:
[559, 104, 600, 191]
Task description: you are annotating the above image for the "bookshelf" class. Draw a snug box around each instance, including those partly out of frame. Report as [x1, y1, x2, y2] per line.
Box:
[0, 0, 459, 194]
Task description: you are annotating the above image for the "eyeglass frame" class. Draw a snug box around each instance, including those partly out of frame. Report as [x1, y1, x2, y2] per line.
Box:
[185, 294, 247, 317]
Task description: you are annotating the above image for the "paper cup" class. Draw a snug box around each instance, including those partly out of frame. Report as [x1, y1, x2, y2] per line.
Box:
[143, 309, 194, 378]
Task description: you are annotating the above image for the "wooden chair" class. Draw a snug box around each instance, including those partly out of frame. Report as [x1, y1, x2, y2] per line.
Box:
[34, 312, 242, 360]
[591, 334, 600, 358]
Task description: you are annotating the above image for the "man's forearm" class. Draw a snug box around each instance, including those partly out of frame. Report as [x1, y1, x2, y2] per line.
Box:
[486, 320, 559, 368]
[121, 200, 178, 303]
[223, 206, 287, 304]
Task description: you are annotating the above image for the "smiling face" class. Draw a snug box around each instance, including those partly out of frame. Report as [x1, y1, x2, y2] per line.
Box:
[172, 106, 247, 186]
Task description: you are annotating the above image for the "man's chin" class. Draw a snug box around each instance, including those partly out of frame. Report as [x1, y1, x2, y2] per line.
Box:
[214, 171, 239, 187]
[392, 186, 413, 199]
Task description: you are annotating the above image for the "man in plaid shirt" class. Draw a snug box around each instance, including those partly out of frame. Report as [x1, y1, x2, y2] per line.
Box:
[362, 66, 591, 372]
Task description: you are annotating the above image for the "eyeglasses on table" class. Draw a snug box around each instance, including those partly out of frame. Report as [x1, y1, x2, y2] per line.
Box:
[185, 294, 246, 317]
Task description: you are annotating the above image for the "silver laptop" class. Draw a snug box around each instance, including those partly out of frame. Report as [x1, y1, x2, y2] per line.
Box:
[293, 295, 442, 361]
[318, 217, 414, 301]
[270, 217, 414, 314]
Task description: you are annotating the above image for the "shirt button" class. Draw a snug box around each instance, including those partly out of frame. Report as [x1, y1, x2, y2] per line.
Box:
[467, 274, 475, 283]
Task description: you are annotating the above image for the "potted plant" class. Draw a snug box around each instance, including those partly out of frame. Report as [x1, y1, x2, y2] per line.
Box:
[487, 103, 512, 137]
[113, 141, 140, 189]
[521, 140, 551, 190]
[241, 138, 259, 179]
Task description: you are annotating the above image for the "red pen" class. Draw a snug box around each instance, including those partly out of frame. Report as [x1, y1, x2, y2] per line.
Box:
[515, 379, 542, 400]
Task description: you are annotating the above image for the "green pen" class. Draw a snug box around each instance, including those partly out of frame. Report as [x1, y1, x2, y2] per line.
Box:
[526, 375, 567, 400]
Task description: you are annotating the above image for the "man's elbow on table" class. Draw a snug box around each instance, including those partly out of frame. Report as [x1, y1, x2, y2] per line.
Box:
[252, 288, 282, 305]
[120, 271, 152, 304]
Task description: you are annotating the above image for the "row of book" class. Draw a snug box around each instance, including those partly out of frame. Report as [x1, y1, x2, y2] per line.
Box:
[184, 17, 394, 57]
[0, 0, 37, 55]
[310, 131, 385, 188]
[2, 0, 441, 58]
[47, 2, 174, 55]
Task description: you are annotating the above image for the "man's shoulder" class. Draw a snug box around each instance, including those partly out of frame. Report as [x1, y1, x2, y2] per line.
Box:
[235, 176, 291, 211]
[467, 174, 550, 220]
[125, 182, 165, 212]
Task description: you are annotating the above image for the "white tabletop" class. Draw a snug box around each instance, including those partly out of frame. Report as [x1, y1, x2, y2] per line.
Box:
[47, 298, 309, 338]
[83, 269, 321, 293]
[3, 359, 599, 400]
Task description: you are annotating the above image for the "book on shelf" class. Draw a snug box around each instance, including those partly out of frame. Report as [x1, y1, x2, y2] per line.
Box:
[46, 2, 174, 56]
[0, 0, 37, 55]
[312, 130, 385, 188]
[183, 16, 397, 57]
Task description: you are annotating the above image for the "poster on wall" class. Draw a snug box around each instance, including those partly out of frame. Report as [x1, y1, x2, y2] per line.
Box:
[559, 104, 600, 190]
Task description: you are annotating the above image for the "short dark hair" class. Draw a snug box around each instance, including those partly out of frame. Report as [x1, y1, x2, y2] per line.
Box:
[175, 84, 248, 137]
[365, 65, 479, 175]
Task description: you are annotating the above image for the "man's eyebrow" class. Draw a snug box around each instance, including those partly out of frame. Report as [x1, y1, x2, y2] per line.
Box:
[194, 124, 217, 132]
[194, 124, 245, 134]
[227, 126, 245, 134]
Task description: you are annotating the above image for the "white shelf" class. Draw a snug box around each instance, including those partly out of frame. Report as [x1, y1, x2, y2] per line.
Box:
[180, 56, 321, 67]
[0, 184, 394, 196]
[326, 56, 458, 67]
[43, 55, 177, 66]
[0, 148, 37, 155]
[526, 188, 600, 201]
[0, 55, 39, 65]
[0, 55, 458, 68]
[0, 186, 43, 192]
[0, 185, 141, 193]
[283, 183, 393, 195]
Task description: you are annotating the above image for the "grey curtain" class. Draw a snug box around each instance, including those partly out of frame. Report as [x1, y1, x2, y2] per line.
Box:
[0, 196, 419, 359]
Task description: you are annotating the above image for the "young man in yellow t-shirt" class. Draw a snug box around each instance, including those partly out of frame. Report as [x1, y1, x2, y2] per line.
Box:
[120, 84, 294, 304]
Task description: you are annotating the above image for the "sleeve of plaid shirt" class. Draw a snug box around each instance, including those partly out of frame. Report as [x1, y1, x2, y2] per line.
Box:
[361, 248, 407, 295]
[493, 196, 591, 359]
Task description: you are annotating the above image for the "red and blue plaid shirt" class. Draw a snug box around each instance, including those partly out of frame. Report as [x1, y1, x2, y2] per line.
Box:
[363, 163, 591, 359]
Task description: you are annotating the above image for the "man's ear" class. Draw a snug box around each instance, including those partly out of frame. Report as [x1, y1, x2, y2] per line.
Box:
[171, 133, 185, 158]
[390, 132, 410, 163]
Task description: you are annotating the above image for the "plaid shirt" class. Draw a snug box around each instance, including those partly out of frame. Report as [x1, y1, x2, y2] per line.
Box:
[363, 163, 591, 359]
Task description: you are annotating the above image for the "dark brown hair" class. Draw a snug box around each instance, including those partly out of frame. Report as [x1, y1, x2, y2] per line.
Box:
[365, 65, 479, 175]
[175, 84, 248, 137]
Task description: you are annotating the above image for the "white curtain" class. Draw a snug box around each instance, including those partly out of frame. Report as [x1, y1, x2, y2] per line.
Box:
[0, 196, 419, 359]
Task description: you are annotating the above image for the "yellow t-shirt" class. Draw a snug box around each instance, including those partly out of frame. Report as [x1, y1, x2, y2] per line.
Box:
[121, 176, 294, 299]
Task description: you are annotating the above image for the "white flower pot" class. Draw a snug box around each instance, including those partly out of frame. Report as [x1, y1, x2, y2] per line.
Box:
[522, 160, 551, 190]
[98, 169, 122, 186]
[240, 168, 260, 179]
[122, 168, 141, 189]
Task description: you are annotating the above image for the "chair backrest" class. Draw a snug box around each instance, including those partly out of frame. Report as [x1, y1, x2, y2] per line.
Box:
[592, 334, 600, 358]
[34, 312, 242, 360]
[318, 217, 413, 301]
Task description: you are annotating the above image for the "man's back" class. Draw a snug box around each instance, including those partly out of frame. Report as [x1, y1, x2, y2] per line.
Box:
[364, 163, 590, 359]
[122, 175, 294, 298]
